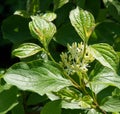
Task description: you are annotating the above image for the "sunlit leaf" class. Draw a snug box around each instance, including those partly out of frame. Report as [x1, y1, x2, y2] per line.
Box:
[14, 10, 30, 18]
[29, 16, 56, 48]
[100, 96, 120, 112]
[69, 7, 95, 42]
[90, 43, 119, 71]
[54, 0, 69, 10]
[87, 109, 102, 114]
[40, 12, 57, 21]
[4, 60, 72, 95]
[89, 66, 120, 94]
[48, 87, 92, 109]
[12, 43, 42, 58]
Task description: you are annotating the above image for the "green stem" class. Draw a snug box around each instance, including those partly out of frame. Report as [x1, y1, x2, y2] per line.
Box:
[63, 72, 82, 91]
[77, 72, 89, 95]
[43, 46, 56, 63]
[89, 83, 107, 114]
[47, 52, 56, 63]
[81, 41, 87, 64]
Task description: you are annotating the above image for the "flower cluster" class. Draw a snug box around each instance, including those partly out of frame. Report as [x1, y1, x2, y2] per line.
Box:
[60, 42, 94, 75]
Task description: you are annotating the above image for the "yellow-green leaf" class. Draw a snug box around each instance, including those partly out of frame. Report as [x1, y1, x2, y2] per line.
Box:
[12, 43, 42, 58]
[69, 7, 95, 42]
[29, 16, 56, 48]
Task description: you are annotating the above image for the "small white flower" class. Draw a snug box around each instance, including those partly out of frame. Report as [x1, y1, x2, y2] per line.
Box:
[60, 42, 94, 75]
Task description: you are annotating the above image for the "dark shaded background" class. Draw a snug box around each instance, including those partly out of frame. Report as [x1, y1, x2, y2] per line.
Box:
[0, 0, 26, 68]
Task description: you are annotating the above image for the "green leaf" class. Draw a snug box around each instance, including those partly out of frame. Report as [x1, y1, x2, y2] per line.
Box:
[39, 0, 53, 11]
[4, 60, 72, 95]
[103, 0, 120, 22]
[55, 3, 73, 27]
[55, 87, 82, 102]
[48, 87, 92, 109]
[69, 7, 95, 42]
[94, 21, 120, 45]
[2, 15, 32, 44]
[84, 0, 101, 19]
[14, 10, 30, 18]
[100, 96, 120, 112]
[89, 66, 120, 94]
[41, 100, 61, 114]
[26, 0, 40, 15]
[90, 43, 119, 72]
[87, 109, 102, 114]
[11, 103, 25, 114]
[27, 93, 47, 105]
[12, 43, 42, 58]
[112, 88, 120, 97]
[97, 86, 115, 104]
[0, 85, 18, 114]
[54, 0, 69, 10]
[40, 12, 57, 21]
[76, 0, 85, 8]
[29, 16, 56, 48]
[62, 109, 87, 114]
[54, 23, 81, 46]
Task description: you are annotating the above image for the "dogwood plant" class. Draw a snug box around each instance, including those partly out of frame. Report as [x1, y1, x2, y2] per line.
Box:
[1, 0, 120, 114]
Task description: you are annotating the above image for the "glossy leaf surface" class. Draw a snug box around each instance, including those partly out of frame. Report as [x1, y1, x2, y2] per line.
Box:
[89, 66, 120, 94]
[90, 43, 119, 71]
[69, 7, 95, 42]
[4, 60, 72, 95]
[12, 43, 42, 58]
[29, 16, 56, 48]
[100, 96, 120, 112]
[40, 12, 57, 22]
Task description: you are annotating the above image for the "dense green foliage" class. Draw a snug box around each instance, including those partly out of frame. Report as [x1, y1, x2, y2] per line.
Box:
[1, 0, 120, 114]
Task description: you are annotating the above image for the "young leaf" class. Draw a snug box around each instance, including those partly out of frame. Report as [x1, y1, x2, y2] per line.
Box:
[50, 87, 92, 109]
[29, 16, 56, 48]
[3, 60, 73, 95]
[41, 100, 61, 114]
[0, 85, 18, 114]
[100, 96, 120, 112]
[12, 43, 42, 58]
[90, 43, 119, 72]
[40, 12, 57, 21]
[54, 0, 69, 10]
[69, 7, 95, 42]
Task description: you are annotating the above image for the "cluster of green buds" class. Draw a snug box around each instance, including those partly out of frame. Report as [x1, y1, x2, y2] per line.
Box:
[60, 42, 94, 75]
